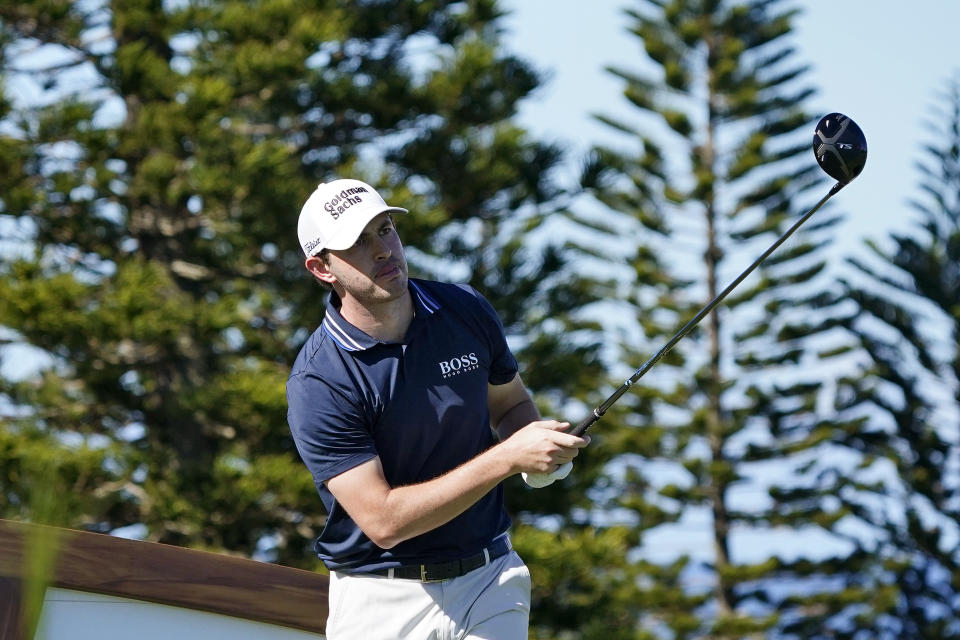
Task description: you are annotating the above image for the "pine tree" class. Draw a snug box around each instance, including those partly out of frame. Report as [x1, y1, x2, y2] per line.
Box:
[0, 0, 608, 581]
[838, 75, 960, 638]
[578, 1, 893, 636]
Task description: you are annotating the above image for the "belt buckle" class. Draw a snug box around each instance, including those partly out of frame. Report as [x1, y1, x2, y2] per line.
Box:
[420, 562, 456, 582]
[421, 565, 446, 583]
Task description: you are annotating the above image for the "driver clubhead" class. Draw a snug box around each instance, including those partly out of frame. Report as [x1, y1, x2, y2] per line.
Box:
[813, 113, 867, 184]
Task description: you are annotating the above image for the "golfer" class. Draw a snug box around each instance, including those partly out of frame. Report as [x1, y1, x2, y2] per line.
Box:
[286, 178, 589, 638]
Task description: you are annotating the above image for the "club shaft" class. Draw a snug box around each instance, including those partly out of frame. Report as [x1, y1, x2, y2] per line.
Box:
[571, 181, 845, 437]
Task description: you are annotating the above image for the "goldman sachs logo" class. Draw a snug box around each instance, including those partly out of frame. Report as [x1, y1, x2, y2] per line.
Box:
[438, 352, 479, 378]
[324, 185, 370, 220]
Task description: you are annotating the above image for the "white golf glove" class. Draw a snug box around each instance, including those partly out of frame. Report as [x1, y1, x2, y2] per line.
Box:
[521, 461, 573, 488]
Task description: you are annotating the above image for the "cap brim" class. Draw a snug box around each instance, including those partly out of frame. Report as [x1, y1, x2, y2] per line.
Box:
[322, 206, 408, 252]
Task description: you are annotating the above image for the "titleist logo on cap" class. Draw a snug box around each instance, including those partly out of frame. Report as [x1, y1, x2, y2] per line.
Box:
[303, 237, 323, 254]
[324, 186, 370, 219]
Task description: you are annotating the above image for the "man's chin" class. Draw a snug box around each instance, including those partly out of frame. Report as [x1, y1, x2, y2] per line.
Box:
[373, 272, 408, 299]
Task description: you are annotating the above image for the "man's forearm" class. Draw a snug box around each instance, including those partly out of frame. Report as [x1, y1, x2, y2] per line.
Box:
[494, 396, 541, 441]
[376, 445, 517, 547]
[331, 417, 580, 549]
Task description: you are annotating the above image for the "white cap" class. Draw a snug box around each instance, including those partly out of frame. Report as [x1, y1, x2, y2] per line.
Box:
[297, 179, 408, 256]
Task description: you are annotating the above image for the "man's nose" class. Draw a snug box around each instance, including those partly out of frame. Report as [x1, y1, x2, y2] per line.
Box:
[371, 234, 392, 259]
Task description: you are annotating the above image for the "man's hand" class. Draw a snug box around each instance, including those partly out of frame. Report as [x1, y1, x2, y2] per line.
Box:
[500, 420, 589, 477]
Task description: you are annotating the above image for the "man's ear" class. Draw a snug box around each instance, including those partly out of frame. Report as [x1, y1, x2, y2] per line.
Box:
[305, 254, 337, 285]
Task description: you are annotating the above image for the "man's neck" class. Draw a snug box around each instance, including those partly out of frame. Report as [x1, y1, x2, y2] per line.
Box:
[338, 289, 414, 344]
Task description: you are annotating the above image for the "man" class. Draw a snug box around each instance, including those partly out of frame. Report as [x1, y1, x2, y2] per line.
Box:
[286, 178, 589, 639]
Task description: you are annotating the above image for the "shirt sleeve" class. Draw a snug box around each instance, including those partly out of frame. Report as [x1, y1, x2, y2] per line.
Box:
[286, 371, 378, 487]
[461, 286, 519, 385]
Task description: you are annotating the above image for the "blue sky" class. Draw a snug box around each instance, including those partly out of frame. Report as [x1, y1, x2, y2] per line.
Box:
[501, 1, 960, 259]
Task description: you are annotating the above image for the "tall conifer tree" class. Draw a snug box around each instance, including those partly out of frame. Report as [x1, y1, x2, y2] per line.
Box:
[579, 1, 892, 636]
[839, 76, 960, 638]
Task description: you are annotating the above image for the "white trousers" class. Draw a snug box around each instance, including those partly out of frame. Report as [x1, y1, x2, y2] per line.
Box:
[325, 550, 531, 640]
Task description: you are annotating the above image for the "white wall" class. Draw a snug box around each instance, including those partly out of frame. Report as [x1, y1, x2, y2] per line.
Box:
[34, 588, 325, 640]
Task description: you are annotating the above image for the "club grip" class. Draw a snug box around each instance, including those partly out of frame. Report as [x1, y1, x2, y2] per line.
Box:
[570, 412, 600, 437]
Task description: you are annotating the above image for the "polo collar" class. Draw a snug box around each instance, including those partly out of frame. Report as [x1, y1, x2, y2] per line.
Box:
[322, 279, 440, 352]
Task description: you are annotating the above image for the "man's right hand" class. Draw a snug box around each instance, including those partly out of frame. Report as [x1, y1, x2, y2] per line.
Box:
[501, 420, 590, 477]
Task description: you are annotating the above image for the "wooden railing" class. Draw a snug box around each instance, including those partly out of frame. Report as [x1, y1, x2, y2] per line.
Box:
[0, 519, 328, 638]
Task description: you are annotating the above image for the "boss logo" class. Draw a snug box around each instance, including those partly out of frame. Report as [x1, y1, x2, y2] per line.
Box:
[438, 352, 479, 378]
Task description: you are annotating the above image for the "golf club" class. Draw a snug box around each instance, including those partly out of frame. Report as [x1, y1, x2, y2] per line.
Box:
[523, 112, 867, 488]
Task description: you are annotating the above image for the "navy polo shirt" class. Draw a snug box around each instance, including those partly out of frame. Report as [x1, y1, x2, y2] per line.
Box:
[286, 278, 518, 573]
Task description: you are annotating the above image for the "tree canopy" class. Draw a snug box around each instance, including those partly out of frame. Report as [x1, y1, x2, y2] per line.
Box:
[0, 0, 608, 572]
